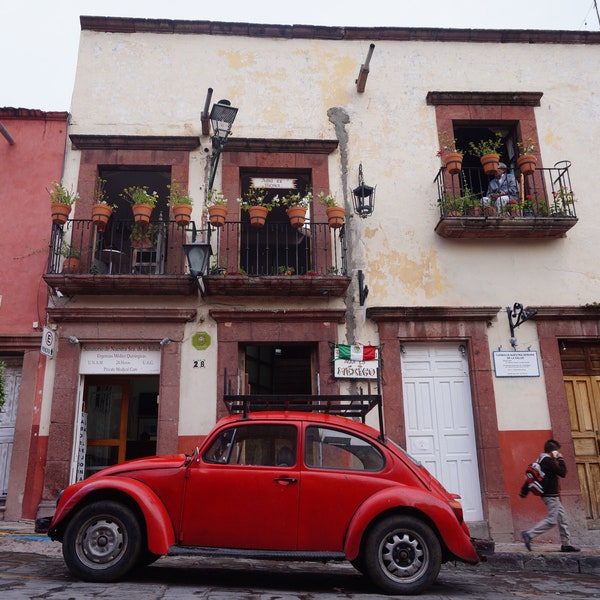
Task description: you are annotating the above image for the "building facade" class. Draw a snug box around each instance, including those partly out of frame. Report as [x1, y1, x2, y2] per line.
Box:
[16, 17, 600, 545]
[0, 108, 69, 520]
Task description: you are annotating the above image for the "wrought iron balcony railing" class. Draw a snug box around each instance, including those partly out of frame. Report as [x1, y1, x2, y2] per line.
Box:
[207, 220, 347, 277]
[434, 161, 578, 238]
[46, 217, 193, 276]
[44, 216, 349, 297]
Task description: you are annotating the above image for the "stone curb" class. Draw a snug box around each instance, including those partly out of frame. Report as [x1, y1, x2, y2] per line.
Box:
[2, 521, 599, 575]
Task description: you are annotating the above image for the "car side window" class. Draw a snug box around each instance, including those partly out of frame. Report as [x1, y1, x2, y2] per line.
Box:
[204, 424, 297, 467]
[304, 426, 384, 472]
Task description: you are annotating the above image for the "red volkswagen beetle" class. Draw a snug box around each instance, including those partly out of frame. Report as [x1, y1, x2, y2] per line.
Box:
[46, 397, 480, 595]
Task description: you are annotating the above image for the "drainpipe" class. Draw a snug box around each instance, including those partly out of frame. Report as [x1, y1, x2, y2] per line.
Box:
[0, 121, 15, 145]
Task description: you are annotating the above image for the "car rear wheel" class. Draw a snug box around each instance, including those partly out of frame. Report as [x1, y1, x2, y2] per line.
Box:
[62, 500, 142, 582]
[363, 515, 441, 595]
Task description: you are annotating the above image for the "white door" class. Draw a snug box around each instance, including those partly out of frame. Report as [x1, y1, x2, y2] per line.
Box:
[401, 343, 483, 522]
[0, 359, 21, 501]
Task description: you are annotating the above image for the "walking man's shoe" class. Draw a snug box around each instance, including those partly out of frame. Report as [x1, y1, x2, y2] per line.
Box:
[521, 530, 532, 551]
[560, 545, 580, 552]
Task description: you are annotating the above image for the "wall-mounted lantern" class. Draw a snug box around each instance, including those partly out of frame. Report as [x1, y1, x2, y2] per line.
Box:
[352, 164, 376, 218]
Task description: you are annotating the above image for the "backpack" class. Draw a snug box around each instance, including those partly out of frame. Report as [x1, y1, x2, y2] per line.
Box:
[524, 454, 547, 496]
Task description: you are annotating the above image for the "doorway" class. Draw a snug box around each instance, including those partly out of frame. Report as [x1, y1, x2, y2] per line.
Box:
[242, 344, 315, 395]
[561, 342, 600, 528]
[81, 376, 159, 479]
[0, 358, 21, 505]
[401, 343, 484, 522]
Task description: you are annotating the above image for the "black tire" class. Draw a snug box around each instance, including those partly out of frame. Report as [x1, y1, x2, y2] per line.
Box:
[363, 515, 442, 595]
[62, 500, 143, 582]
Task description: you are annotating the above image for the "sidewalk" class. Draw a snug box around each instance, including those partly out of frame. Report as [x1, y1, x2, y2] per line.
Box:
[1, 520, 599, 575]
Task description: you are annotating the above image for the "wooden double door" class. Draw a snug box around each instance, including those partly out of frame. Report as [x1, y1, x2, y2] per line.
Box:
[562, 344, 600, 528]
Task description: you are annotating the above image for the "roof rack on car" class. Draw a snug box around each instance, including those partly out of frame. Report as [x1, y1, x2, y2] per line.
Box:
[223, 394, 385, 441]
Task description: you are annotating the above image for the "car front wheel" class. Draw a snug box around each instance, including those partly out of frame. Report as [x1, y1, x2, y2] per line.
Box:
[363, 515, 442, 595]
[62, 500, 142, 582]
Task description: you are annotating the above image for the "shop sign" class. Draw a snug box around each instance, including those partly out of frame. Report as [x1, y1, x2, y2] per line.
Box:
[492, 350, 540, 378]
[80, 345, 161, 375]
[333, 344, 379, 380]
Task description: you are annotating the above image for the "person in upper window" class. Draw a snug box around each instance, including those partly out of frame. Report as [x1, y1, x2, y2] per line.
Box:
[483, 162, 519, 210]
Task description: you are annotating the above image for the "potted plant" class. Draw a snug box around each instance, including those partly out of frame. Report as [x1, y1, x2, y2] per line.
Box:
[461, 187, 482, 216]
[205, 189, 228, 227]
[506, 199, 522, 216]
[238, 185, 273, 228]
[516, 138, 537, 176]
[437, 131, 463, 175]
[91, 177, 116, 231]
[120, 185, 158, 225]
[278, 265, 295, 275]
[439, 194, 463, 216]
[551, 186, 575, 215]
[280, 190, 311, 228]
[130, 223, 159, 249]
[166, 180, 193, 227]
[48, 181, 80, 225]
[317, 192, 345, 229]
[469, 132, 504, 175]
[60, 243, 81, 273]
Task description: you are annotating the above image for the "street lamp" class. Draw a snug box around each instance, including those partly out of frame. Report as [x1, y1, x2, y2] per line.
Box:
[351, 164, 376, 218]
[207, 98, 238, 191]
[184, 243, 213, 296]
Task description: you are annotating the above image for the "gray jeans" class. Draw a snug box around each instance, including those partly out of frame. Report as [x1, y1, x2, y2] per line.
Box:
[526, 496, 571, 545]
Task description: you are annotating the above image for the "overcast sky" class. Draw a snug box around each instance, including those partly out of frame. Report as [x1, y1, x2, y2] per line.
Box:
[3, 0, 599, 111]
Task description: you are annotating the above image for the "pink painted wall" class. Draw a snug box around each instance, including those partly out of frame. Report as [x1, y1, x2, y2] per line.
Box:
[0, 108, 68, 333]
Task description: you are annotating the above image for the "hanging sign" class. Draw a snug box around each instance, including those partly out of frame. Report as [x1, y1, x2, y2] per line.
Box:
[40, 326, 56, 358]
[493, 350, 540, 377]
[80, 345, 161, 375]
[333, 344, 379, 379]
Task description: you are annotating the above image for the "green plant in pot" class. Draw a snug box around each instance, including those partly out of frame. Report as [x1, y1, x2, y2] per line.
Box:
[437, 130, 464, 174]
[469, 132, 504, 176]
[49, 181, 80, 225]
[167, 180, 193, 226]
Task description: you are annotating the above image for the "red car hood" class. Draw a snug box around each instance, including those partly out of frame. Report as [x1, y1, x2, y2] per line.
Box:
[87, 454, 187, 479]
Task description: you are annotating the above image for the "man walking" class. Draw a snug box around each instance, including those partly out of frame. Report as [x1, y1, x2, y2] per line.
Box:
[520, 439, 580, 552]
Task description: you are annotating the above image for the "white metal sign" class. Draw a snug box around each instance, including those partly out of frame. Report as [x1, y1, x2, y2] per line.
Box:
[250, 177, 297, 190]
[40, 327, 56, 358]
[493, 350, 540, 377]
[80, 346, 161, 375]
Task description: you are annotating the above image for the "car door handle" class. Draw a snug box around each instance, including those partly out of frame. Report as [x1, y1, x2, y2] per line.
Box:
[274, 477, 298, 484]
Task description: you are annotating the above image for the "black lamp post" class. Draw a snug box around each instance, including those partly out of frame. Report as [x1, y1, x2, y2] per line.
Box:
[352, 164, 376, 218]
[208, 99, 238, 191]
[183, 243, 213, 296]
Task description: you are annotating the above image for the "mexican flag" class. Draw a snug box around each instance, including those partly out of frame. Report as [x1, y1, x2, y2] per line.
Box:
[336, 344, 378, 361]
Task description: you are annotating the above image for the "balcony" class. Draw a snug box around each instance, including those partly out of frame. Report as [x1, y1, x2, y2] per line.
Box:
[434, 161, 578, 239]
[43, 217, 349, 298]
[204, 219, 349, 297]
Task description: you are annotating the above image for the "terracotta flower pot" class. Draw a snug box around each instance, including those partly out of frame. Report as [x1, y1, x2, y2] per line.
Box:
[51, 202, 72, 225]
[517, 154, 537, 176]
[287, 206, 307, 229]
[132, 203, 153, 225]
[91, 204, 113, 231]
[247, 205, 268, 228]
[443, 152, 463, 175]
[484, 206, 498, 217]
[62, 257, 80, 274]
[172, 204, 192, 227]
[480, 153, 500, 176]
[208, 205, 227, 227]
[326, 206, 345, 229]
